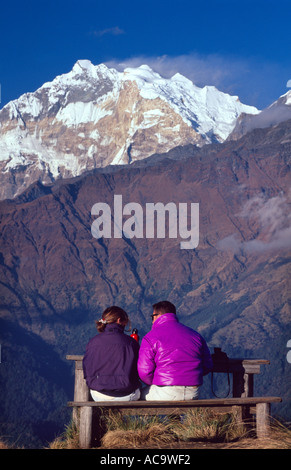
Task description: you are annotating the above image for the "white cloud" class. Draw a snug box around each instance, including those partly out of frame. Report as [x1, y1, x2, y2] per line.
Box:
[287, 79, 291, 88]
[91, 26, 125, 37]
[217, 193, 291, 254]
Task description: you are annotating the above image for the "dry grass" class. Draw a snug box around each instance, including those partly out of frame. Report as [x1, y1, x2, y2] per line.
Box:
[174, 408, 246, 442]
[224, 419, 291, 449]
[0, 440, 9, 449]
[8, 410, 290, 450]
[99, 408, 247, 449]
[101, 424, 176, 449]
[100, 411, 178, 448]
[47, 421, 80, 449]
[98, 409, 291, 450]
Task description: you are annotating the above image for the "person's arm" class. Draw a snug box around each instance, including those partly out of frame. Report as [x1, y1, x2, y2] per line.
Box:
[137, 337, 156, 385]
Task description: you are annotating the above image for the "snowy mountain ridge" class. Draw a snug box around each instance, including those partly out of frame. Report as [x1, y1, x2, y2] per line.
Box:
[3, 59, 259, 139]
[0, 59, 260, 199]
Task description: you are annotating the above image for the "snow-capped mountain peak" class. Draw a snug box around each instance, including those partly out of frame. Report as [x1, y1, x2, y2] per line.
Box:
[120, 63, 259, 141]
[73, 59, 98, 74]
[0, 60, 260, 199]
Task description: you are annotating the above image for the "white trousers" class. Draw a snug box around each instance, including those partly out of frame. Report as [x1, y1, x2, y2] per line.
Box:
[90, 388, 141, 402]
[141, 384, 200, 401]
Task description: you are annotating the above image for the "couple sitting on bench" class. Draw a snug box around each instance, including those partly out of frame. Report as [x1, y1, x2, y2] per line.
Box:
[82, 301, 213, 402]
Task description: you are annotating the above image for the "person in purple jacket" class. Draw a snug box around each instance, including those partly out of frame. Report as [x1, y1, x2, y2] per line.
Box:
[138, 301, 213, 400]
[83, 306, 141, 401]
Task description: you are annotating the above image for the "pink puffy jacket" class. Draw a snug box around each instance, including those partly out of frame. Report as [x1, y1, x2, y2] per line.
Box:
[137, 313, 213, 386]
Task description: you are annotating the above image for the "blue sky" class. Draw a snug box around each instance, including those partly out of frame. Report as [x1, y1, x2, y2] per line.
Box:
[0, 0, 290, 109]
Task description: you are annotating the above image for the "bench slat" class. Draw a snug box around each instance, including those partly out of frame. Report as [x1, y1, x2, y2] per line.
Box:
[68, 396, 282, 408]
[66, 355, 270, 366]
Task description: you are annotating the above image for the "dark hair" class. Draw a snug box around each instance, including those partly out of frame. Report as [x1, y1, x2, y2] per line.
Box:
[96, 306, 130, 333]
[152, 300, 176, 315]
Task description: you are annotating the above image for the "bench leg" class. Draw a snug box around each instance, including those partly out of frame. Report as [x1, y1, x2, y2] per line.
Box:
[73, 364, 90, 428]
[256, 402, 270, 439]
[79, 406, 93, 449]
[231, 405, 249, 435]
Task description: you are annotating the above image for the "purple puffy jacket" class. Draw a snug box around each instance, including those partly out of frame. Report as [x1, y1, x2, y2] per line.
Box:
[137, 313, 213, 386]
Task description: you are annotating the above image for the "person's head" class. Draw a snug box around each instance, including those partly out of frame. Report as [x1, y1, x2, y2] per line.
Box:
[96, 305, 130, 333]
[151, 300, 176, 323]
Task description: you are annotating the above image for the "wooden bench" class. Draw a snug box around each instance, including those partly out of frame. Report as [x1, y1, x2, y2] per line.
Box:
[67, 355, 271, 402]
[66, 354, 281, 448]
[68, 397, 282, 448]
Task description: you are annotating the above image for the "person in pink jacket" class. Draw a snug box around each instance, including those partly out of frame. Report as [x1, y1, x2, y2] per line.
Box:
[137, 300, 213, 400]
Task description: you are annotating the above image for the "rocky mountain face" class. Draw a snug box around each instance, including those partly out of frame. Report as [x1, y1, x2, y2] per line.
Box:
[0, 118, 290, 447]
[229, 90, 291, 140]
[0, 60, 259, 200]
